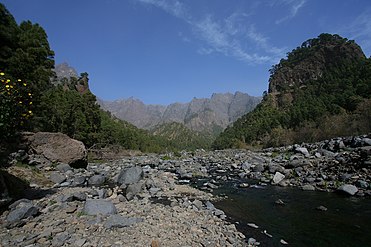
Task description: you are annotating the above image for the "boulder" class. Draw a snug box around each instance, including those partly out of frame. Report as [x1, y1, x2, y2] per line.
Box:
[6, 200, 39, 224]
[88, 175, 105, 186]
[25, 132, 87, 168]
[272, 172, 285, 184]
[117, 166, 143, 185]
[83, 199, 117, 216]
[125, 182, 143, 200]
[337, 184, 358, 196]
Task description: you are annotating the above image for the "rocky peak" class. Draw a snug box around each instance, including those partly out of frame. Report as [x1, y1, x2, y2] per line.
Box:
[268, 34, 365, 95]
[54, 62, 78, 79]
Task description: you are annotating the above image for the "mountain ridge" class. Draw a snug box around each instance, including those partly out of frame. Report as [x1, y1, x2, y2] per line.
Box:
[99, 91, 261, 133]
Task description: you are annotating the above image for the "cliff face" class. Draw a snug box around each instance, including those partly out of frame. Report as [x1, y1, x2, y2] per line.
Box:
[99, 92, 261, 133]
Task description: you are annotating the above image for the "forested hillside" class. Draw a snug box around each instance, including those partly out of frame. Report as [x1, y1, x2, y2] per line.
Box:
[0, 3, 166, 153]
[213, 34, 371, 149]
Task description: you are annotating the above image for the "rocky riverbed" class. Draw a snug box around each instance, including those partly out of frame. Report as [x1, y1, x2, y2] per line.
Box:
[0, 134, 370, 246]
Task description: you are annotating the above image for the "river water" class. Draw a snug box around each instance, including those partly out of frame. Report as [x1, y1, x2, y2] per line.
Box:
[198, 180, 371, 247]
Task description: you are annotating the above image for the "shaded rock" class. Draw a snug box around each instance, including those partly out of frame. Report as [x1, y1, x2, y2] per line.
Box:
[88, 175, 105, 186]
[52, 232, 70, 247]
[104, 214, 143, 229]
[6, 200, 39, 224]
[356, 180, 369, 189]
[72, 176, 86, 186]
[272, 172, 285, 184]
[49, 172, 66, 184]
[275, 199, 285, 205]
[55, 163, 72, 173]
[83, 199, 117, 216]
[338, 184, 358, 196]
[117, 166, 143, 185]
[287, 159, 311, 168]
[252, 164, 265, 172]
[362, 138, 371, 146]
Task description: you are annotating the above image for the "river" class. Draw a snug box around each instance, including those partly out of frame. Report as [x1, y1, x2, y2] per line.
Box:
[196, 180, 371, 247]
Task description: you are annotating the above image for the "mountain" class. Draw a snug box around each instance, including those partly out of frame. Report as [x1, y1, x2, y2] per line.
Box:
[213, 33, 371, 149]
[99, 92, 261, 134]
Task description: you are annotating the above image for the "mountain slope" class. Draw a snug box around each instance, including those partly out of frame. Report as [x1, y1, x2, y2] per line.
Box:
[99, 92, 261, 134]
[213, 33, 371, 149]
[151, 122, 213, 150]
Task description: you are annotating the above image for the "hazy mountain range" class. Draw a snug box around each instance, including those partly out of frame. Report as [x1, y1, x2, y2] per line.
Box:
[98, 92, 261, 133]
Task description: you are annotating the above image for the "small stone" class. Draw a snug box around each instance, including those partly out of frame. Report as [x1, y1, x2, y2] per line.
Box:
[280, 239, 289, 245]
[272, 172, 285, 184]
[316, 205, 328, 211]
[238, 183, 249, 188]
[275, 199, 285, 205]
[248, 238, 257, 245]
[337, 184, 358, 196]
[151, 240, 160, 247]
[247, 223, 259, 229]
[295, 147, 309, 156]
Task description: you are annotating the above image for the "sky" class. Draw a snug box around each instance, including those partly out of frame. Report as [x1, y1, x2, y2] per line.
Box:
[2, 0, 371, 105]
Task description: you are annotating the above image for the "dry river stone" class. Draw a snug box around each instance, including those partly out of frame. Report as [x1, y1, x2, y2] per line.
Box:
[83, 199, 117, 216]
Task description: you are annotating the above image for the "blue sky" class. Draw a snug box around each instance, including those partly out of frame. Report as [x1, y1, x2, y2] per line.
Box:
[2, 0, 371, 104]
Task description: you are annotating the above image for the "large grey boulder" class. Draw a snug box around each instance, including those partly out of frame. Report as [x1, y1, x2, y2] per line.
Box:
[83, 199, 117, 216]
[117, 166, 143, 185]
[6, 199, 39, 224]
[338, 184, 358, 196]
[25, 132, 87, 168]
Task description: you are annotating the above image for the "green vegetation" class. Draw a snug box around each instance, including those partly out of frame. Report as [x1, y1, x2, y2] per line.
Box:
[213, 34, 371, 149]
[151, 122, 214, 150]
